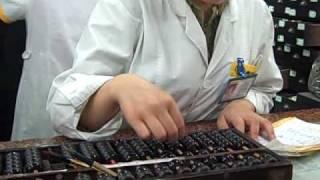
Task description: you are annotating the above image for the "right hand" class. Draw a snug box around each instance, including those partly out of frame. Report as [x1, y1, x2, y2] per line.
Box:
[109, 74, 185, 142]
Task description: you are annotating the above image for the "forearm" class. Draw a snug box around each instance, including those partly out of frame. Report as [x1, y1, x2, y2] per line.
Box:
[79, 81, 120, 132]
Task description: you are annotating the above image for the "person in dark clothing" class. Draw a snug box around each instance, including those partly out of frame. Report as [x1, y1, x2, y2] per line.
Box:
[0, 20, 26, 141]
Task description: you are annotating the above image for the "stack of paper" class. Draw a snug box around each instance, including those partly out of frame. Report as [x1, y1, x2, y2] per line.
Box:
[258, 117, 320, 157]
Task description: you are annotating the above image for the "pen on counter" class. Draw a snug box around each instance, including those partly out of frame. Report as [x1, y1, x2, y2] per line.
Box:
[64, 147, 118, 177]
[43, 151, 90, 168]
[44, 150, 118, 177]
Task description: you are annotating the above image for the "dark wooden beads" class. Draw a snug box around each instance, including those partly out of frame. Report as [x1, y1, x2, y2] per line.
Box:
[222, 129, 252, 149]
[164, 142, 185, 156]
[191, 132, 217, 152]
[4, 152, 23, 174]
[207, 131, 232, 150]
[168, 160, 192, 175]
[129, 139, 154, 159]
[153, 164, 174, 177]
[134, 166, 154, 179]
[96, 174, 117, 180]
[61, 144, 76, 160]
[0, 129, 284, 179]
[180, 136, 200, 154]
[79, 142, 101, 162]
[96, 141, 118, 164]
[114, 140, 139, 162]
[24, 148, 42, 172]
[188, 160, 210, 173]
[145, 139, 166, 156]
[74, 173, 92, 180]
[117, 169, 135, 180]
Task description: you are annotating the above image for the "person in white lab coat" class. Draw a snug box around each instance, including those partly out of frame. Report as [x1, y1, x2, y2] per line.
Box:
[48, 0, 283, 142]
[0, 0, 98, 140]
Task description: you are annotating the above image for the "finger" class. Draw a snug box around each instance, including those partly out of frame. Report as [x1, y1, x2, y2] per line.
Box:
[231, 118, 245, 133]
[122, 105, 151, 139]
[168, 101, 185, 138]
[143, 115, 168, 141]
[127, 117, 151, 140]
[249, 113, 275, 140]
[158, 110, 179, 142]
[246, 117, 260, 140]
[260, 118, 275, 140]
[217, 115, 229, 129]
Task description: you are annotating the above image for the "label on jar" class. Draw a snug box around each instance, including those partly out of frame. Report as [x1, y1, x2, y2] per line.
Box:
[285, 7, 291, 15]
[289, 96, 297, 102]
[290, 70, 297, 77]
[296, 38, 304, 46]
[284, 45, 291, 53]
[277, 35, 285, 42]
[297, 23, 305, 31]
[275, 96, 282, 103]
[290, 9, 297, 16]
[278, 20, 285, 27]
[309, 10, 317, 18]
[302, 50, 311, 57]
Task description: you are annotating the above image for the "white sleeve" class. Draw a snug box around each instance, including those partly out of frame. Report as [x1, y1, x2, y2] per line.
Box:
[47, 0, 142, 141]
[0, 0, 29, 23]
[245, 2, 283, 114]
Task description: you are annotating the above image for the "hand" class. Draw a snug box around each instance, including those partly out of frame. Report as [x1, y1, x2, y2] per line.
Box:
[109, 74, 185, 142]
[217, 99, 275, 140]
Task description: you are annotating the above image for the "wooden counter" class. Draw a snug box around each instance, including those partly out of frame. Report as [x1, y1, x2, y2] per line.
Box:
[0, 108, 319, 151]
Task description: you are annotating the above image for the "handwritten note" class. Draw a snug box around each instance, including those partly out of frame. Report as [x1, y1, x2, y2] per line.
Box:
[257, 117, 320, 156]
[274, 117, 320, 147]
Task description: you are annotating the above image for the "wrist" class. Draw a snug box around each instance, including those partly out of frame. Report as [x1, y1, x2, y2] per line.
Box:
[230, 99, 256, 112]
[79, 78, 121, 132]
[104, 74, 127, 103]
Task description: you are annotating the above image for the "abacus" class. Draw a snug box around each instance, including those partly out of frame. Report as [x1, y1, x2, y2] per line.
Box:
[0, 129, 292, 180]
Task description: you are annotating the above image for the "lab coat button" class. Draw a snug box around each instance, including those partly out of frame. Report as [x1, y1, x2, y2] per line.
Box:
[22, 50, 32, 60]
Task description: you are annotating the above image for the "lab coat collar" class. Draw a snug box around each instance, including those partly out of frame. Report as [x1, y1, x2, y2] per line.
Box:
[170, 0, 239, 22]
[169, 0, 238, 66]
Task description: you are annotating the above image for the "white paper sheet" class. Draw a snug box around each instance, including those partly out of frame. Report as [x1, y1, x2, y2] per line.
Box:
[257, 117, 320, 156]
[274, 117, 320, 146]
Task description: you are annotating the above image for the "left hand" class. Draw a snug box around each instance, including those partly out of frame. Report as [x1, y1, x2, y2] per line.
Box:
[217, 99, 275, 140]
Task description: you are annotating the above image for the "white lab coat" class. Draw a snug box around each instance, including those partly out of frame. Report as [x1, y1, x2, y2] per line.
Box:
[47, 0, 283, 141]
[0, 0, 30, 23]
[0, 0, 98, 140]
